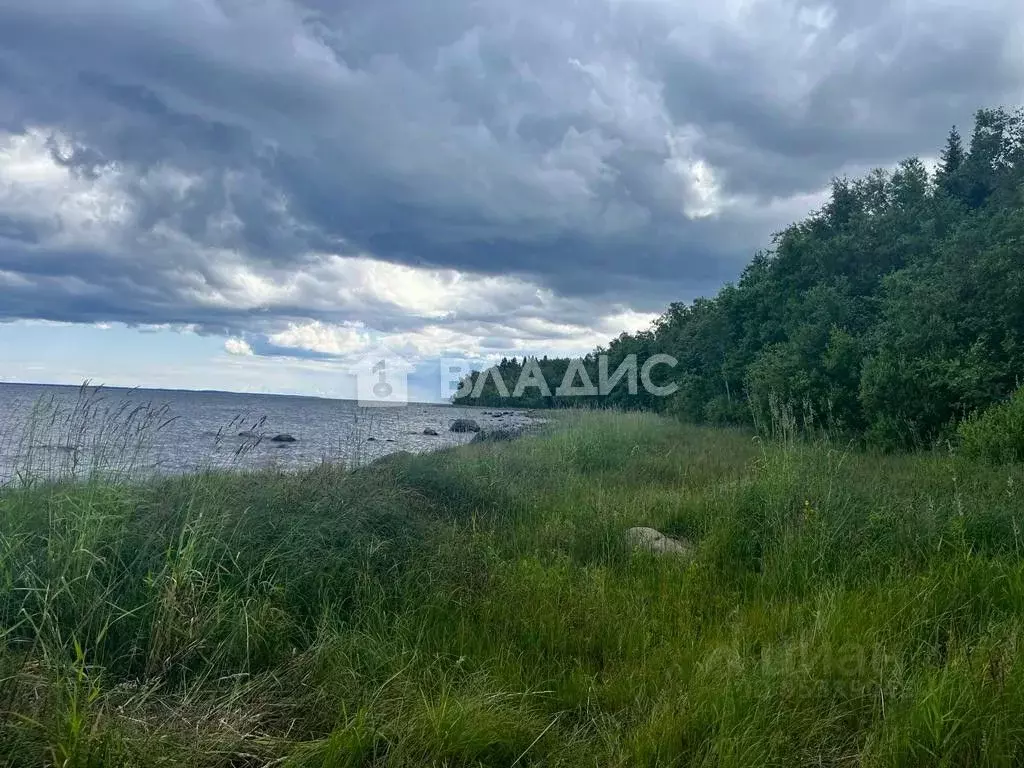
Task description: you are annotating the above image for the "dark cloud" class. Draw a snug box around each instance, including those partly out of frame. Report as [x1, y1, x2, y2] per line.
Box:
[0, 0, 1022, 357]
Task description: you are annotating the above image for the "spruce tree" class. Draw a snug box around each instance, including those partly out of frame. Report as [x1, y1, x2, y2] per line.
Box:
[935, 126, 965, 199]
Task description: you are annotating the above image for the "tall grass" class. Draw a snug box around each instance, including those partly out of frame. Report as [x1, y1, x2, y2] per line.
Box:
[0, 384, 398, 490]
[0, 384, 179, 487]
[2, 408, 1024, 765]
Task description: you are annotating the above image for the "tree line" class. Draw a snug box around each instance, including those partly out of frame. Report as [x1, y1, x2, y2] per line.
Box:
[454, 107, 1024, 449]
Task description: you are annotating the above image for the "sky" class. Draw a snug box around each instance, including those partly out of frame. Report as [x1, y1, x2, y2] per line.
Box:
[1, 0, 1023, 401]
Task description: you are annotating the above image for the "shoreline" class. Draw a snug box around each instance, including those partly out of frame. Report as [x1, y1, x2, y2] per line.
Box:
[0, 389, 550, 486]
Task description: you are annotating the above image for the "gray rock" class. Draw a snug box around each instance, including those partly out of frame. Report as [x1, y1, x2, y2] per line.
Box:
[238, 430, 259, 438]
[625, 527, 692, 556]
[450, 418, 482, 433]
[423, 428, 440, 436]
[270, 434, 297, 443]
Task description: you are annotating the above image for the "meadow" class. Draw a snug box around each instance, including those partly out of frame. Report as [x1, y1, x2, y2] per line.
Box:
[3, 409, 1024, 766]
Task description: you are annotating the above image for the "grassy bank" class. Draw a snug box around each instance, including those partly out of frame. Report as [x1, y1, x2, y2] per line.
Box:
[2, 411, 1024, 766]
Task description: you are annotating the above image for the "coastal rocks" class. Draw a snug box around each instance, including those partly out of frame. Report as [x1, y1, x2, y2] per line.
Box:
[471, 427, 524, 444]
[270, 434, 297, 443]
[423, 428, 440, 436]
[450, 418, 482, 433]
[625, 527, 692, 556]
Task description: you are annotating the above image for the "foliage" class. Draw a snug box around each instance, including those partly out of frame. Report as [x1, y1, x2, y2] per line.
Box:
[958, 385, 1024, 463]
[455, 107, 1024, 450]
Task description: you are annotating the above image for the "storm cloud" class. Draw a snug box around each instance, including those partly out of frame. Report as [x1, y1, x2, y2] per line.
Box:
[1, 0, 1022, 364]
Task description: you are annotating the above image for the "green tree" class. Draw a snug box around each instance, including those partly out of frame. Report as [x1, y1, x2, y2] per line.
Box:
[454, 104, 1024, 454]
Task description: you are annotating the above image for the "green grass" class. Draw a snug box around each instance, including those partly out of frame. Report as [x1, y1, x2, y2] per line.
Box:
[3, 410, 1024, 766]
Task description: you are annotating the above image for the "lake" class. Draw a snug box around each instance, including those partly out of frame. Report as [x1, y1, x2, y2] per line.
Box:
[0, 383, 541, 484]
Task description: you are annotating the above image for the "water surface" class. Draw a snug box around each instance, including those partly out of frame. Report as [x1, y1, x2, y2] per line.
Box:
[0, 383, 540, 484]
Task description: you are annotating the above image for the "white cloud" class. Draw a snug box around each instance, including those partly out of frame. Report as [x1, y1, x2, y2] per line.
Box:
[268, 320, 370, 356]
[0, 129, 662, 368]
[224, 337, 254, 356]
[0, 129, 130, 248]
[262, 304, 657, 367]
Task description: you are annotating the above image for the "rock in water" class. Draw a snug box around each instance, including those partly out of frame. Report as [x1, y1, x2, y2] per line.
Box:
[270, 434, 297, 443]
[450, 418, 482, 433]
[423, 428, 440, 436]
[625, 527, 692, 556]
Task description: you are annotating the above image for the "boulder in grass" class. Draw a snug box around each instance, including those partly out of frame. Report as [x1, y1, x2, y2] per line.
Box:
[625, 527, 692, 556]
[270, 434, 297, 443]
[450, 418, 482, 433]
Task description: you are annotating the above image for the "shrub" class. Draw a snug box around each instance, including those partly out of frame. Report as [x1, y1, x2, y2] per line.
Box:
[958, 385, 1024, 463]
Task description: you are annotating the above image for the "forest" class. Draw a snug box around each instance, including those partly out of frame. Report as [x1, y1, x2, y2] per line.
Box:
[455, 107, 1024, 450]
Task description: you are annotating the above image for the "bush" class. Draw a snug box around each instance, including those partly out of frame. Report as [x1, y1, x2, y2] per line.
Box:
[958, 385, 1024, 463]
